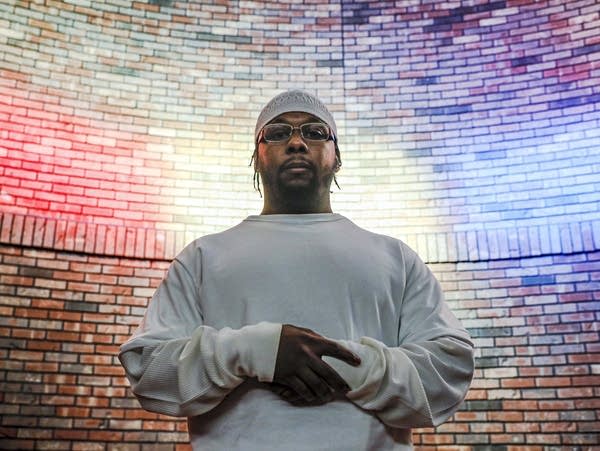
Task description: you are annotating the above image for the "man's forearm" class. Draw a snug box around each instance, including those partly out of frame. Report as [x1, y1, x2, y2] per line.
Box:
[119, 322, 282, 417]
[323, 335, 475, 428]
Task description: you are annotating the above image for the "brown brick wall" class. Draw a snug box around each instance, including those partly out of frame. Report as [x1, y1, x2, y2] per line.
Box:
[0, 244, 189, 449]
[1, 243, 598, 449]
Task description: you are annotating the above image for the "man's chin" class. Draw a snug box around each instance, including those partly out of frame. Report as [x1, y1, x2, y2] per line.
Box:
[278, 174, 315, 189]
[278, 179, 319, 198]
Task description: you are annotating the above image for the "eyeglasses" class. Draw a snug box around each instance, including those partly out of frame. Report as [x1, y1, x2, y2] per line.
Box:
[260, 122, 333, 143]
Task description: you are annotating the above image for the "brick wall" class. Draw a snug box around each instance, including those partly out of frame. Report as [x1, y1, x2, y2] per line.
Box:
[1, 0, 600, 449]
[1, 243, 598, 449]
[0, 244, 188, 449]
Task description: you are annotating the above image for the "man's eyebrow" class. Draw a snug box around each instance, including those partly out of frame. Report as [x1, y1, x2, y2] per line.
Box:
[270, 116, 323, 125]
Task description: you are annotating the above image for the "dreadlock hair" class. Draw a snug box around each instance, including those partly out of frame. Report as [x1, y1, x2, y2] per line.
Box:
[332, 139, 342, 193]
[249, 143, 262, 197]
[249, 139, 342, 198]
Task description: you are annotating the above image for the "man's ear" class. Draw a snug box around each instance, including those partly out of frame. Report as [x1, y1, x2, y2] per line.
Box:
[334, 156, 342, 172]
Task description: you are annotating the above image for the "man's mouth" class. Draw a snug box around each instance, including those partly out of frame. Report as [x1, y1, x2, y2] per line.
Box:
[283, 160, 312, 169]
[282, 160, 313, 173]
[286, 166, 310, 173]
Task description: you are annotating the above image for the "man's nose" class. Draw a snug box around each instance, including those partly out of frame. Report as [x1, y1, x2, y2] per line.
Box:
[286, 129, 308, 152]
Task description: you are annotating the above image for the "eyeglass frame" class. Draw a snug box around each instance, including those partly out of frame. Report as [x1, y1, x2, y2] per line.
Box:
[257, 122, 337, 144]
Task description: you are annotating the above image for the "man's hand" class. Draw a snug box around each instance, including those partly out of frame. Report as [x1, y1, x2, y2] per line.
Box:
[271, 324, 361, 405]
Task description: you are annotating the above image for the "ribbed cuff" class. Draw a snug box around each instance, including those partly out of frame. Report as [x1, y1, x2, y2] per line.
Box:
[218, 322, 282, 382]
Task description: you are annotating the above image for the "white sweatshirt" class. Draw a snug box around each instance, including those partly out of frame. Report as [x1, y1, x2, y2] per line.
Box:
[119, 213, 474, 450]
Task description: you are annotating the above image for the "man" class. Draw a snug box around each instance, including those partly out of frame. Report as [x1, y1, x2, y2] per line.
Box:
[119, 90, 474, 450]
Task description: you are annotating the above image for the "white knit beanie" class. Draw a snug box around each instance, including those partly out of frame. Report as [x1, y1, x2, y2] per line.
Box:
[254, 90, 337, 142]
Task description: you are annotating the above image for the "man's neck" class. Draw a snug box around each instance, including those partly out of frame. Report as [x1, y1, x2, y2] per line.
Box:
[260, 204, 333, 215]
[260, 193, 333, 215]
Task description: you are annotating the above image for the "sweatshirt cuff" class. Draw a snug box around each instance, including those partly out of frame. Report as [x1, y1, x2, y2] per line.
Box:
[322, 338, 382, 392]
[217, 322, 282, 383]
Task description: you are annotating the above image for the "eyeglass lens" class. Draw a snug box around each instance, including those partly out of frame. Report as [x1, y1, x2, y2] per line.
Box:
[263, 123, 329, 142]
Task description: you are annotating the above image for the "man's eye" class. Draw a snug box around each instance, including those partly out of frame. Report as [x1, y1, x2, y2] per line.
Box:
[304, 125, 328, 140]
[266, 126, 290, 141]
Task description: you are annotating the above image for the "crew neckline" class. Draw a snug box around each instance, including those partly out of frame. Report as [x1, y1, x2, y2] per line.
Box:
[244, 213, 345, 224]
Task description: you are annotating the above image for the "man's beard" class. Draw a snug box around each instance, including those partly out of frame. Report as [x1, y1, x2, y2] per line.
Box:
[262, 168, 334, 211]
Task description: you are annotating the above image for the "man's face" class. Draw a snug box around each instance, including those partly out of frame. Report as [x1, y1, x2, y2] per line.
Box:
[256, 112, 338, 201]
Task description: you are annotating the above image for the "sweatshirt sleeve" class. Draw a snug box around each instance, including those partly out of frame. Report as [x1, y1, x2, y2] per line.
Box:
[323, 246, 474, 429]
[118, 246, 282, 417]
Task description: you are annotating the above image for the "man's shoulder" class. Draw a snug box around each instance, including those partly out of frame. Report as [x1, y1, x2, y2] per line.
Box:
[175, 220, 249, 259]
[342, 217, 408, 247]
[332, 216, 424, 263]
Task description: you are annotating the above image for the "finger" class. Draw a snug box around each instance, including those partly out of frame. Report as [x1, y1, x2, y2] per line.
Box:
[286, 391, 331, 407]
[317, 339, 361, 366]
[270, 382, 330, 406]
[269, 383, 291, 397]
[309, 359, 352, 394]
[298, 367, 333, 400]
[266, 384, 298, 404]
[271, 383, 299, 400]
[287, 376, 316, 403]
[280, 388, 304, 404]
[279, 387, 296, 399]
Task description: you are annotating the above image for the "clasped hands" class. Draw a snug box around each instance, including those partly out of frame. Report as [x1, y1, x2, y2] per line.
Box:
[268, 324, 361, 406]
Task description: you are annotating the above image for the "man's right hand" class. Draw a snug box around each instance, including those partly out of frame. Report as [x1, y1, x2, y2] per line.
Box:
[271, 324, 361, 405]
